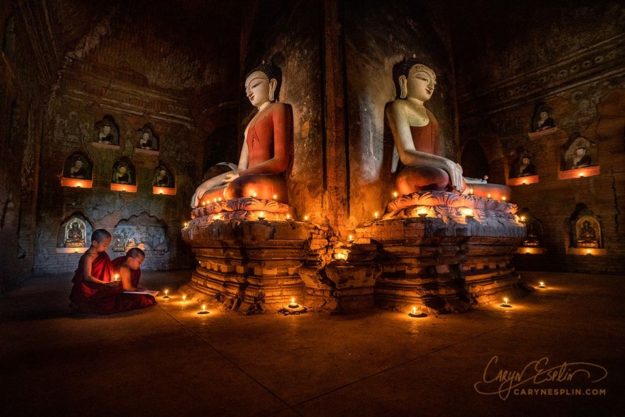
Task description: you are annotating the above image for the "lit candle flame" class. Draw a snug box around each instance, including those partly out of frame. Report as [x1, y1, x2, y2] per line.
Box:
[304, 215, 309, 221]
[503, 297, 509, 304]
[502, 196, 507, 201]
[182, 294, 187, 301]
[251, 191, 257, 198]
[539, 281, 545, 288]
[291, 297, 295, 305]
[468, 187, 474, 195]
[201, 304, 207, 312]
[114, 273, 120, 282]
[412, 306, 417, 315]
[348, 234, 353, 241]
[258, 211, 265, 220]
[164, 289, 169, 296]
[286, 213, 291, 220]
[461, 208, 474, 217]
[487, 193, 492, 199]
[374, 211, 379, 219]
[272, 194, 278, 200]
[416, 207, 428, 217]
[392, 191, 399, 198]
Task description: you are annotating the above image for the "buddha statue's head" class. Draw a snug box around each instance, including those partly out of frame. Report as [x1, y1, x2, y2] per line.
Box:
[396, 59, 436, 102]
[244, 61, 282, 108]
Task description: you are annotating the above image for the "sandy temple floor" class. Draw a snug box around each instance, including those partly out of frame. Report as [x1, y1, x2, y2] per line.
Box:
[1, 270, 624, 417]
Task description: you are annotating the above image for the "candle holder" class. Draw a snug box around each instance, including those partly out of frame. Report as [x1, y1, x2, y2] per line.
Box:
[500, 297, 512, 308]
[408, 306, 427, 318]
[416, 207, 428, 218]
[162, 289, 170, 300]
[257, 211, 266, 221]
[197, 303, 210, 315]
[113, 273, 120, 282]
[288, 297, 299, 309]
[538, 281, 546, 289]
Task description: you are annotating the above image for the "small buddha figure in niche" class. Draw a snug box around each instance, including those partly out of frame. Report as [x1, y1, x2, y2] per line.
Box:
[69, 159, 87, 178]
[66, 220, 86, 247]
[386, 59, 509, 199]
[139, 131, 153, 149]
[516, 155, 537, 178]
[98, 124, 114, 144]
[578, 220, 599, 248]
[153, 166, 171, 187]
[191, 62, 292, 207]
[535, 110, 555, 131]
[571, 146, 592, 169]
[113, 163, 131, 184]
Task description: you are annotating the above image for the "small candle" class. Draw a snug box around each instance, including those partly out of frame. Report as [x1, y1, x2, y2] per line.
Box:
[468, 187, 474, 195]
[163, 289, 170, 300]
[182, 294, 187, 301]
[217, 197, 222, 202]
[251, 191, 257, 198]
[487, 193, 492, 199]
[113, 273, 120, 282]
[503, 297, 508, 304]
[416, 207, 428, 218]
[374, 211, 379, 219]
[408, 305, 426, 318]
[348, 234, 353, 242]
[501, 297, 511, 308]
[288, 297, 299, 308]
[520, 215, 526, 222]
[461, 208, 474, 218]
[286, 213, 291, 220]
[272, 194, 278, 200]
[502, 196, 507, 202]
[258, 211, 266, 220]
[197, 303, 209, 315]
[538, 281, 546, 288]
[303, 215, 309, 221]
[392, 191, 399, 198]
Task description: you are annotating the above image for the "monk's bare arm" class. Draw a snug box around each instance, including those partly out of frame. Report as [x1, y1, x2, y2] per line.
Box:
[82, 252, 108, 285]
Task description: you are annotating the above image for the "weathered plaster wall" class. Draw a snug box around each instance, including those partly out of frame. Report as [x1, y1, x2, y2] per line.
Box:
[457, 0, 625, 273]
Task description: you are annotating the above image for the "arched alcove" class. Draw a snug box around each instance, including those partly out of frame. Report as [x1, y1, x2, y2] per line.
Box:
[56, 213, 93, 253]
[60, 151, 94, 188]
[152, 161, 176, 195]
[566, 204, 605, 256]
[110, 157, 137, 192]
[92, 115, 120, 149]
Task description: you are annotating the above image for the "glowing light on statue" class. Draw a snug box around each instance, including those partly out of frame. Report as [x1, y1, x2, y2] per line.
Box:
[416, 207, 428, 218]
[487, 193, 492, 199]
[303, 215, 309, 221]
[520, 215, 526, 222]
[272, 194, 278, 200]
[183, 222, 189, 228]
[257, 211, 266, 220]
[374, 211, 379, 219]
[251, 191, 257, 198]
[286, 214, 291, 220]
[182, 294, 188, 301]
[333, 250, 349, 261]
[502, 196, 507, 202]
[348, 234, 353, 242]
[392, 191, 399, 199]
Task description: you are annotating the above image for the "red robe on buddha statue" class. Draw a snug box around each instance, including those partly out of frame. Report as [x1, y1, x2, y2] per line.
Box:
[69, 252, 155, 314]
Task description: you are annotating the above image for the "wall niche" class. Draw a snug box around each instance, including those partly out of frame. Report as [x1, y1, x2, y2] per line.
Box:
[152, 162, 176, 195]
[136, 123, 160, 155]
[111, 212, 169, 270]
[516, 208, 546, 255]
[559, 132, 600, 179]
[56, 213, 93, 253]
[507, 149, 539, 186]
[567, 204, 606, 256]
[110, 157, 137, 192]
[528, 102, 559, 140]
[60, 151, 94, 188]
[92, 115, 120, 150]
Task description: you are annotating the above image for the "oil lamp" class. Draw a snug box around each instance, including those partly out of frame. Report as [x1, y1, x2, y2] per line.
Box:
[272, 194, 278, 200]
[303, 215, 309, 221]
[500, 296, 511, 308]
[113, 273, 120, 282]
[251, 191, 257, 198]
[258, 211, 266, 220]
[288, 297, 299, 309]
[408, 306, 426, 318]
[538, 281, 546, 288]
[374, 211, 379, 220]
[461, 208, 474, 219]
[416, 207, 428, 218]
[392, 191, 399, 198]
[197, 303, 209, 315]
[163, 289, 170, 300]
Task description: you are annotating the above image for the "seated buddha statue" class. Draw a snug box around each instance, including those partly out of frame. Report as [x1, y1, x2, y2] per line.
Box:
[191, 62, 292, 208]
[386, 59, 510, 200]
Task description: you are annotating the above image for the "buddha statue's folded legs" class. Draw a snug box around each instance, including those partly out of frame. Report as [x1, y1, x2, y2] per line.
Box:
[395, 165, 450, 194]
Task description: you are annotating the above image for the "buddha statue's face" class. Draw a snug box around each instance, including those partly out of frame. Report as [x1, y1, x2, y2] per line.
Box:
[74, 160, 83, 168]
[118, 165, 127, 174]
[102, 125, 111, 135]
[575, 147, 586, 156]
[405, 65, 436, 101]
[245, 71, 276, 108]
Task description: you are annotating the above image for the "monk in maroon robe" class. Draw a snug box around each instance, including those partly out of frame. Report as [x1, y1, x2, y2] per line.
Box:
[112, 247, 156, 310]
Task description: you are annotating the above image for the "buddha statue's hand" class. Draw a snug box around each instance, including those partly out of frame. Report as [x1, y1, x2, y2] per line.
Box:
[441, 159, 464, 192]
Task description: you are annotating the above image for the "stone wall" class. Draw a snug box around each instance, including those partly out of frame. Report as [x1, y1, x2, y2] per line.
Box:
[33, 67, 199, 273]
[456, 1, 625, 273]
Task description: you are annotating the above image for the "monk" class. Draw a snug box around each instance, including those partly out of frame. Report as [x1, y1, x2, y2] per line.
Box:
[386, 59, 510, 200]
[69, 230, 155, 314]
[112, 248, 157, 310]
[191, 62, 292, 207]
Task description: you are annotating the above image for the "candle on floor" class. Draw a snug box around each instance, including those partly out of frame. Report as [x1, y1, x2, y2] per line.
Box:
[258, 211, 266, 220]
[374, 211, 379, 220]
[500, 297, 511, 308]
[197, 303, 209, 315]
[408, 306, 426, 318]
[113, 273, 120, 282]
[286, 213, 292, 220]
[163, 289, 170, 300]
[538, 281, 546, 288]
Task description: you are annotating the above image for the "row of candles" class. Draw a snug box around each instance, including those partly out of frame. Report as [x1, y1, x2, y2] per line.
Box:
[157, 281, 549, 317]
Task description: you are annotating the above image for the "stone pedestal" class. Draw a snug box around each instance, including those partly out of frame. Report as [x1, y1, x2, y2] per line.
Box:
[182, 191, 526, 314]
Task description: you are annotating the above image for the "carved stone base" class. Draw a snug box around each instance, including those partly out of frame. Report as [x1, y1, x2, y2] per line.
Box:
[182, 213, 313, 314]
